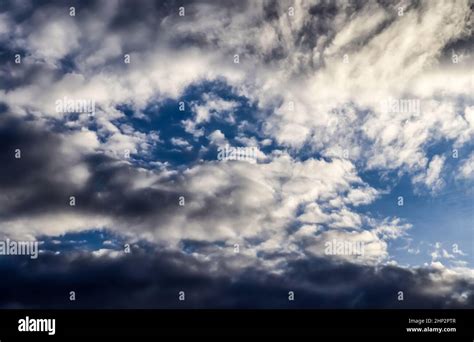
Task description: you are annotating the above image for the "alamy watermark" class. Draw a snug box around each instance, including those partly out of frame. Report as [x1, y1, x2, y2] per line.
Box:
[55, 96, 95, 115]
[380, 97, 420, 116]
[217, 144, 258, 163]
[0, 238, 39, 259]
[324, 239, 365, 256]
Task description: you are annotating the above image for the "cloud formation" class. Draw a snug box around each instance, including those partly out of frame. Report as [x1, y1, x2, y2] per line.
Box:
[0, 0, 472, 308]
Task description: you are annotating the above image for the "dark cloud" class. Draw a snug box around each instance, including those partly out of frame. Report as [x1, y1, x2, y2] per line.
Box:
[0, 114, 75, 221]
[0, 113, 185, 225]
[0, 249, 471, 309]
[0, 112, 267, 236]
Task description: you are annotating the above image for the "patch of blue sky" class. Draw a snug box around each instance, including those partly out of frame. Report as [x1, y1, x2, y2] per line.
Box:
[58, 54, 76, 74]
[37, 229, 182, 257]
[114, 79, 272, 169]
[180, 239, 226, 255]
[38, 229, 124, 254]
[357, 139, 473, 267]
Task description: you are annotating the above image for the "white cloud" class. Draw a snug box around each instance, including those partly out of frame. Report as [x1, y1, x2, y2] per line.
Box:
[458, 152, 474, 180]
[208, 130, 227, 146]
[0, 0, 472, 278]
[306, 229, 388, 265]
[413, 155, 446, 192]
[170, 137, 192, 151]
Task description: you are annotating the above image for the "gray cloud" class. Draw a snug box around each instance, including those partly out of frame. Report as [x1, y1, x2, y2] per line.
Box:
[0, 249, 472, 309]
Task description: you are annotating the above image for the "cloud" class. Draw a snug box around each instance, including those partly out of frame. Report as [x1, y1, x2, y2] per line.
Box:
[27, 16, 81, 65]
[1, 0, 472, 181]
[458, 152, 474, 180]
[413, 154, 446, 192]
[170, 137, 193, 151]
[0, 111, 396, 271]
[429, 242, 469, 267]
[0, 0, 472, 309]
[0, 248, 472, 309]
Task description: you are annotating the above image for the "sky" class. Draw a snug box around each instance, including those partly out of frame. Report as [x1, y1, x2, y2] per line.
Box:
[0, 0, 473, 308]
